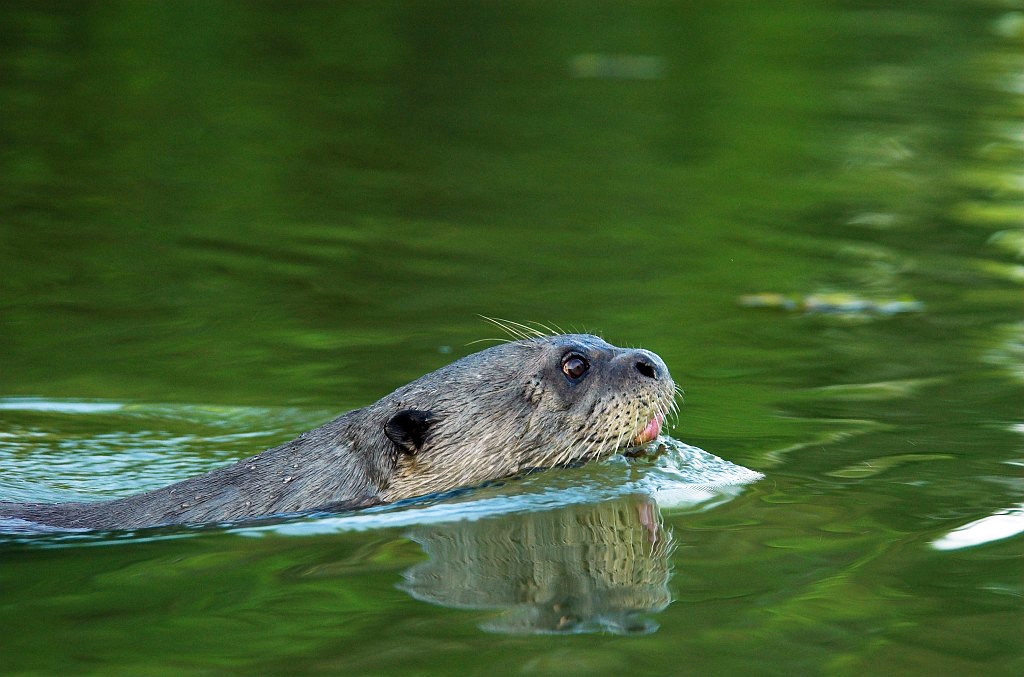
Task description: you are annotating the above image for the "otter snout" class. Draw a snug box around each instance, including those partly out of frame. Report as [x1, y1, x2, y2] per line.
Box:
[611, 348, 671, 386]
[630, 349, 668, 382]
[605, 347, 675, 447]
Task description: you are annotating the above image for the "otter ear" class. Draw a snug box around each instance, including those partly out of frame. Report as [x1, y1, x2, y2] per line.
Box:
[384, 409, 436, 455]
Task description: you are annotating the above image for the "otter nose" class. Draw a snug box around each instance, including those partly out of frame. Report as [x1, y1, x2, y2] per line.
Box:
[632, 349, 667, 380]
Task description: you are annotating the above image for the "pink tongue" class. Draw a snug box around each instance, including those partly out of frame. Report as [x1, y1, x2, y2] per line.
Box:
[635, 414, 664, 445]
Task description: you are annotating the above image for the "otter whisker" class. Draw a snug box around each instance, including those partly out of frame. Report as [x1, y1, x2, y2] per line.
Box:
[466, 337, 515, 347]
[555, 433, 577, 466]
[666, 397, 681, 427]
[560, 423, 594, 466]
[606, 414, 625, 456]
[578, 430, 602, 462]
[478, 315, 533, 341]
[564, 417, 603, 465]
[480, 316, 529, 339]
[526, 321, 559, 338]
[578, 434, 603, 465]
[498, 318, 548, 339]
[557, 438, 580, 467]
[538, 435, 569, 469]
[612, 417, 629, 454]
[633, 409, 646, 443]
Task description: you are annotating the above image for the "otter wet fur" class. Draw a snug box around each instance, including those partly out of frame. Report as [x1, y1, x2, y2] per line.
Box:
[2, 329, 678, 531]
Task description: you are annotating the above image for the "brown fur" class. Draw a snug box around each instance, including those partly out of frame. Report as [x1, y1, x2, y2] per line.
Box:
[1, 333, 676, 531]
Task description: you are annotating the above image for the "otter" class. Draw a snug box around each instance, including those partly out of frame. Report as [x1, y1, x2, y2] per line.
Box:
[1, 332, 676, 531]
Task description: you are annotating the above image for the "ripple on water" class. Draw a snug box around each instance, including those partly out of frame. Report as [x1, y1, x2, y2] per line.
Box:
[0, 399, 763, 539]
[0, 398, 328, 502]
[253, 437, 763, 537]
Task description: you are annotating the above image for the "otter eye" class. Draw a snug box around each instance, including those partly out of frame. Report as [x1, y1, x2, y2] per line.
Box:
[561, 354, 589, 380]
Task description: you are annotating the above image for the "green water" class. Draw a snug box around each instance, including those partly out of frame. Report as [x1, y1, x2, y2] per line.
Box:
[1, 1, 1021, 674]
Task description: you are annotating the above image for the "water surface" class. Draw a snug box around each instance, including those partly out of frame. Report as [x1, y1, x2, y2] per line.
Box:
[1, 1, 1021, 675]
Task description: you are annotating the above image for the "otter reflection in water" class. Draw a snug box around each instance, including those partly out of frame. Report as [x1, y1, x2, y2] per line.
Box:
[393, 438, 762, 635]
[400, 494, 673, 635]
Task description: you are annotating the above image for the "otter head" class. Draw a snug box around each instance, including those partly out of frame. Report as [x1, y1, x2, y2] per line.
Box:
[376, 334, 677, 502]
